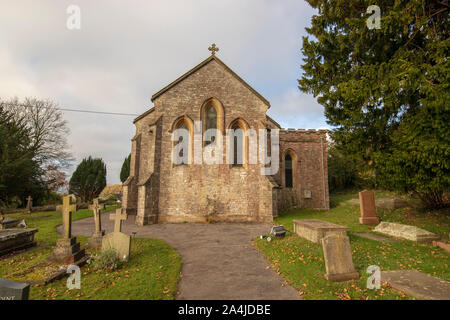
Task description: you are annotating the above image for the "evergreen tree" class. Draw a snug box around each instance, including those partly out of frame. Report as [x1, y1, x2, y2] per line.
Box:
[299, 1, 449, 207]
[69, 156, 107, 202]
[120, 154, 131, 183]
[0, 103, 44, 205]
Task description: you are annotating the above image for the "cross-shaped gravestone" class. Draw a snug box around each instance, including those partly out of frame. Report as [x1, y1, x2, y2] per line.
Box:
[208, 43, 219, 55]
[92, 198, 102, 234]
[62, 195, 77, 239]
[110, 208, 127, 233]
[26, 196, 32, 213]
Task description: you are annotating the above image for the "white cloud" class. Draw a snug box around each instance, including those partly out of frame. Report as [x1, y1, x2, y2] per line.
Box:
[0, 0, 323, 184]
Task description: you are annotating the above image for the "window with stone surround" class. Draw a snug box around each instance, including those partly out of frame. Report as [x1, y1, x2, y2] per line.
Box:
[172, 117, 193, 165]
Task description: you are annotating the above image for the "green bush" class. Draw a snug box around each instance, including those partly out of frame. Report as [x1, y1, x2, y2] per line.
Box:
[91, 249, 120, 271]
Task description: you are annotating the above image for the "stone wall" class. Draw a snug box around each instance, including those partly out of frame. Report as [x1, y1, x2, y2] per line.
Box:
[276, 129, 329, 210]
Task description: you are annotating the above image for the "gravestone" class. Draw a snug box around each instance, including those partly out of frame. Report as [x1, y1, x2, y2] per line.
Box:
[26, 196, 32, 214]
[102, 208, 131, 261]
[48, 195, 86, 264]
[87, 198, 105, 249]
[374, 222, 439, 242]
[359, 190, 379, 225]
[322, 234, 359, 282]
[293, 219, 347, 244]
[0, 229, 38, 256]
[0, 278, 30, 300]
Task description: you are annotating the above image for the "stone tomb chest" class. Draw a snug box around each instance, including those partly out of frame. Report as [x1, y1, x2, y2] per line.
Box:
[0, 218, 19, 230]
[0, 229, 38, 256]
[293, 219, 347, 244]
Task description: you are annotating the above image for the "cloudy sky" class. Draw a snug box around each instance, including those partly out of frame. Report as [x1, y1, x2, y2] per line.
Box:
[0, 0, 328, 185]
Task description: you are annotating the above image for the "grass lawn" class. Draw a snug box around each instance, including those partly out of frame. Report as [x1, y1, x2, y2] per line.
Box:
[254, 190, 450, 300]
[0, 207, 182, 300]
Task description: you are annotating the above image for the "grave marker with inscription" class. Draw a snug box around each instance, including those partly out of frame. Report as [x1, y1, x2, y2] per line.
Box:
[322, 234, 359, 282]
[0, 278, 30, 300]
[102, 208, 131, 261]
[49, 195, 86, 264]
[358, 190, 379, 225]
[88, 198, 105, 249]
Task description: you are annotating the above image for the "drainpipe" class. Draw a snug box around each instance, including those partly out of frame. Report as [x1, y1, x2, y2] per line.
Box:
[320, 137, 327, 209]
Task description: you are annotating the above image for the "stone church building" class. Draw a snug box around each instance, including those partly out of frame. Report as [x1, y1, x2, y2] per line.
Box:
[123, 45, 329, 226]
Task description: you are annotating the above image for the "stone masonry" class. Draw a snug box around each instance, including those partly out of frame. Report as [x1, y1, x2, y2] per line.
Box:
[123, 48, 330, 225]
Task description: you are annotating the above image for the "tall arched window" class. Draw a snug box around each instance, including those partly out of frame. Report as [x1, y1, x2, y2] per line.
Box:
[285, 154, 293, 188]
[231, 122, 244, 166]
[172, 117, 193, 165]
[201, 98, 224, 147]
[205, 105, 217, 146]
[177, 122, 188, 159]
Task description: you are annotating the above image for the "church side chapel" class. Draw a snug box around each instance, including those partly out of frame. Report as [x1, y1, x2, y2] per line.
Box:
[122, 45, 329, 226]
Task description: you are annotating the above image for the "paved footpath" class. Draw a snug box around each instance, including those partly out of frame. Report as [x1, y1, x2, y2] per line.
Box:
[59, 213, 301, 300]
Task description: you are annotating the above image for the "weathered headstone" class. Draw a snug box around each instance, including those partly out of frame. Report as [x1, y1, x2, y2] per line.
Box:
[0, 278, 30, 300]
[87, 198, 105, 249]
[102, 208, 131, 261]
[374, 222, 439, 242]
[49, 195, 86, 264]
[322, 234, 359, 282]
[293, 219, 347, 244]
[358, 190, 379, 225]
[26, 196, 32, 214]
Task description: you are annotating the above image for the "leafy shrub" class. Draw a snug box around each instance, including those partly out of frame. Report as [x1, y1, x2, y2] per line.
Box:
[92, 249, 120, 271]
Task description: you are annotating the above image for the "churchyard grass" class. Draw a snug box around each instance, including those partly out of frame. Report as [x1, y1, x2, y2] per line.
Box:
[255, 190, 449, 300]
[0, 207, 182, 300]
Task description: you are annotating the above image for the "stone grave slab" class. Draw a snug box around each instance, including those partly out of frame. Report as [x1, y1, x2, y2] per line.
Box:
[382, 270, 450, 300]
[293, 219, 347, 244]
[352, 232, 397, 243]
[0, 218, 19, 230]
[0, 229, 38, 256]
[432, 241, 450, 254]
[376, 198, 408, 209]
[0, 278, 30, 300]
[374, 222, 439, 242]
[359, 190, 379, 225]
[322, 234, 359, 282]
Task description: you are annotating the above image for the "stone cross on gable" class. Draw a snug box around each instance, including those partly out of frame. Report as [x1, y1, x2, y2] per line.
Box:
[92, 198, 102, 234]
[110, 208, 127, 233]
[208, 43, 219, 55]
[62, 195, 77, 239]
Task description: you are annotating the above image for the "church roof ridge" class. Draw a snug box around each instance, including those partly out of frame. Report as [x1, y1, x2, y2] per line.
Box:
[150, 55, 271, 108]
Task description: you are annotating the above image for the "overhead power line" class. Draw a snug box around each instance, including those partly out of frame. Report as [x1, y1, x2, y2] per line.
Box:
[12, 103, 140, 117]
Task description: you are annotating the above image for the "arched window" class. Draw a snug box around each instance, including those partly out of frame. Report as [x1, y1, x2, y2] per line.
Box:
[172, 117, 193, 165]
[231, 122, 244, 166]
[177, 122, 188, 159]
[205, 105, 217, 146]
[201, 98, 224, 147]
[285, 154, 293, 188]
